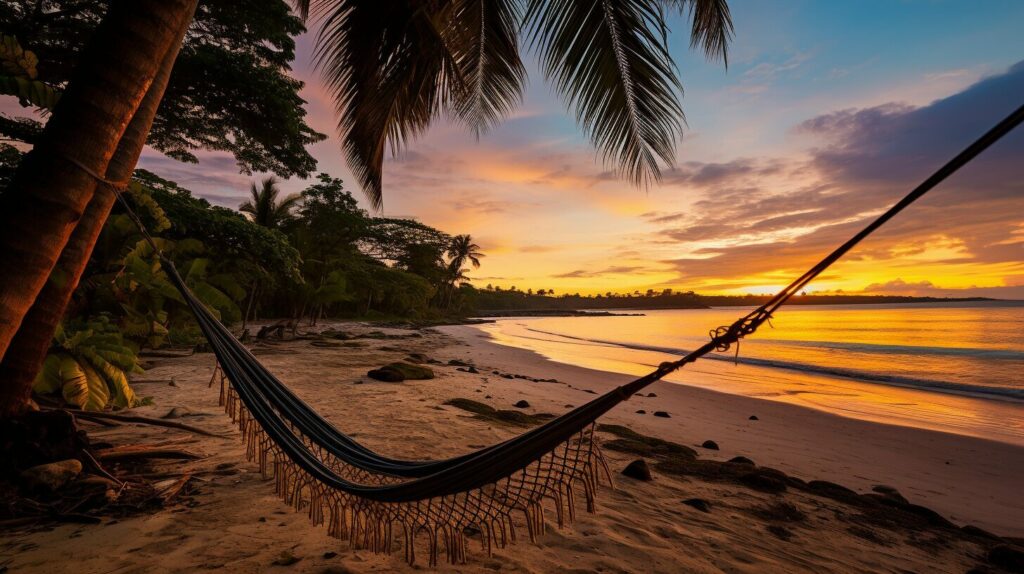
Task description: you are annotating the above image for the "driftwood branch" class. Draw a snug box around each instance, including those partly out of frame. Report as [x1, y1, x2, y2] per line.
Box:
[43, 407, 226, 438]
[94, 444, 201, 461]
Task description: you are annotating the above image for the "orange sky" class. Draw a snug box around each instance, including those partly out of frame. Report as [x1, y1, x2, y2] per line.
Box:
[128, 4, 1024, 299]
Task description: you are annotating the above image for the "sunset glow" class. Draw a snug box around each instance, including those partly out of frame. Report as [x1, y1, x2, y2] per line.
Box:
[137, 1, 1024, 299]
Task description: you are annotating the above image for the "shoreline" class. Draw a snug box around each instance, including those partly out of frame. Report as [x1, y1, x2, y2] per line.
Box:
[4, 321, 1021, 573]
[441, 324, 1024, 537]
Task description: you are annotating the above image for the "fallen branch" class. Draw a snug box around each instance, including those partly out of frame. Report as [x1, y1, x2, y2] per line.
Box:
[122, 468, 237, 481]
[128, 378, 175, 385]
[43, 407, 225, 438]
[80, 449, 125, 488]
[94, 445, 201, 461]
[76, 415, 120, 427]
[138, 349, 195, 358]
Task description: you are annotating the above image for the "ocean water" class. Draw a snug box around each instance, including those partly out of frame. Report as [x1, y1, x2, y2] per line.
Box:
[478, 302, 1024, 445]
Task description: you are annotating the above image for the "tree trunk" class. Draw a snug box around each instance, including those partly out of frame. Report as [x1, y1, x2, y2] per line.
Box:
[0, 0, 197, 418]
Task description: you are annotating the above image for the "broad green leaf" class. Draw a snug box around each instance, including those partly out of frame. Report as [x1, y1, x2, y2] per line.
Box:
[81, 349, 136, 409]
[60, 356, 109, 411]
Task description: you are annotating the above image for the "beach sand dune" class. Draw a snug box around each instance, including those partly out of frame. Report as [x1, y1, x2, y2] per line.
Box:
[3, 323, 1022, 573]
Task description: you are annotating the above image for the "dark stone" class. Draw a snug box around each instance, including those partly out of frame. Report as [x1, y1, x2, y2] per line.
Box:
[647, 393, 657, 397]
[681, 498, 711, 513]
[368, 362, 435, 382]
[728, 456, 754, 465]
[406, 353, 430, 363]
[740, 470, 788, 493]
[635, 410, 646, 414]
[621, 459, 652, 481]
[272, 551, 300, 566]
[448, 359, 471, 367]
[493, 410, 534, 424]
[366, 367, 404, 382]
[322, 551, 338, 559]
[514, 400, 530, 409]
[653, 411, 671, 418]
[20, 459, 82, 491]
[701, 440, 719, 450]
[387, 362, 435, 379]
[467, 366, 480, 374]
[807, 480, 860, 504]
[961, 525, 1000, 540]
[871, 484, 908, 504]
[564, 404, 574, 408]
[989, 545, 1024, 573]
[748, 415, 759, 420]
[903, 503, 955, 528]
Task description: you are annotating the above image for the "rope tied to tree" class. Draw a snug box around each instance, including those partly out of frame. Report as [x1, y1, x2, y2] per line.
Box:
[57, 153, 170, 263]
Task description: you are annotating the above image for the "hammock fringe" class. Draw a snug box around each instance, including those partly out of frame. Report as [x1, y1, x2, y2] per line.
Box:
[215, 368, 611, 566]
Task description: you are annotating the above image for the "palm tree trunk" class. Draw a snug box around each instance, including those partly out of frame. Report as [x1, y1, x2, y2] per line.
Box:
[0, 0, 197, 417]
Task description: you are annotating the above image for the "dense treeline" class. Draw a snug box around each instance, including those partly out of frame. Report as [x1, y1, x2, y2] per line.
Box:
[470, 286, 992, 313]
[0, 150, 482, 409]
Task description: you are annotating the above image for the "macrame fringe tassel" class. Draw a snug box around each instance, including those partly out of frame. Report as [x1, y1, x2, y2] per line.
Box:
[212, 363, 612, 566]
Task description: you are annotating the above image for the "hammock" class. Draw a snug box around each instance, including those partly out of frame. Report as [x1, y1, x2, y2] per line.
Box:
[92, 103, 1022, 565]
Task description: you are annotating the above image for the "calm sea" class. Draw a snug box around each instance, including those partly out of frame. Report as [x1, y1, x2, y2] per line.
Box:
[478, 302, 1024, 445]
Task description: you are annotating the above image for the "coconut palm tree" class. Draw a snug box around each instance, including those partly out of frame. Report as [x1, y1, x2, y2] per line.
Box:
[0, 0, 198, 417]
[442, 235, 484, 307]
[447, 234, 484, 272]
[297, 0, 733, 207]
[239, 177, 303, 229]
[0, 24, 190, 415]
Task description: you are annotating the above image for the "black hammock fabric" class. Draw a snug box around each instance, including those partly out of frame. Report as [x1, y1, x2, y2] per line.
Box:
[169, 261, 628, 501]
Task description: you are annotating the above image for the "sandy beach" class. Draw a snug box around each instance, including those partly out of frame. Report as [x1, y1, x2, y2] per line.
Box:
[3, 321, 1022, 573]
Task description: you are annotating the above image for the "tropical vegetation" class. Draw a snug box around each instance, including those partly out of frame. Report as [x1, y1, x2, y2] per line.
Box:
[0, 0, 733, 417]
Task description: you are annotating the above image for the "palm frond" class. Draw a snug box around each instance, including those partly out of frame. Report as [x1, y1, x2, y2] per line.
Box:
[445, 0, 527, 136]
[525, 0, 686, 187]
[664, 0, 734, 66]
[312, 1, 463, 208]
[290, 0, 312, 21]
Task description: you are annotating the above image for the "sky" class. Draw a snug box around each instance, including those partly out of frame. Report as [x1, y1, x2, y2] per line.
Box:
[135, 1, 1024, 298]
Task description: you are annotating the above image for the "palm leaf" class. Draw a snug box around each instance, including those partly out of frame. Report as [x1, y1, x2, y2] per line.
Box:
[445, 0, 526, 136]
[60, 356, 110, 412]
[665, 0, 734, 65]
[313, 1, 462, 208]
[525, 0, 686, 187]
[0, 75, 60, 110]
[81, 348, 137, 409]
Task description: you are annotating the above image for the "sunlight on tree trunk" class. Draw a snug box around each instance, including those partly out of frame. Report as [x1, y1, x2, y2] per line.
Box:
[0, 0, 197, 417]
[0, 6, 195, 415]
